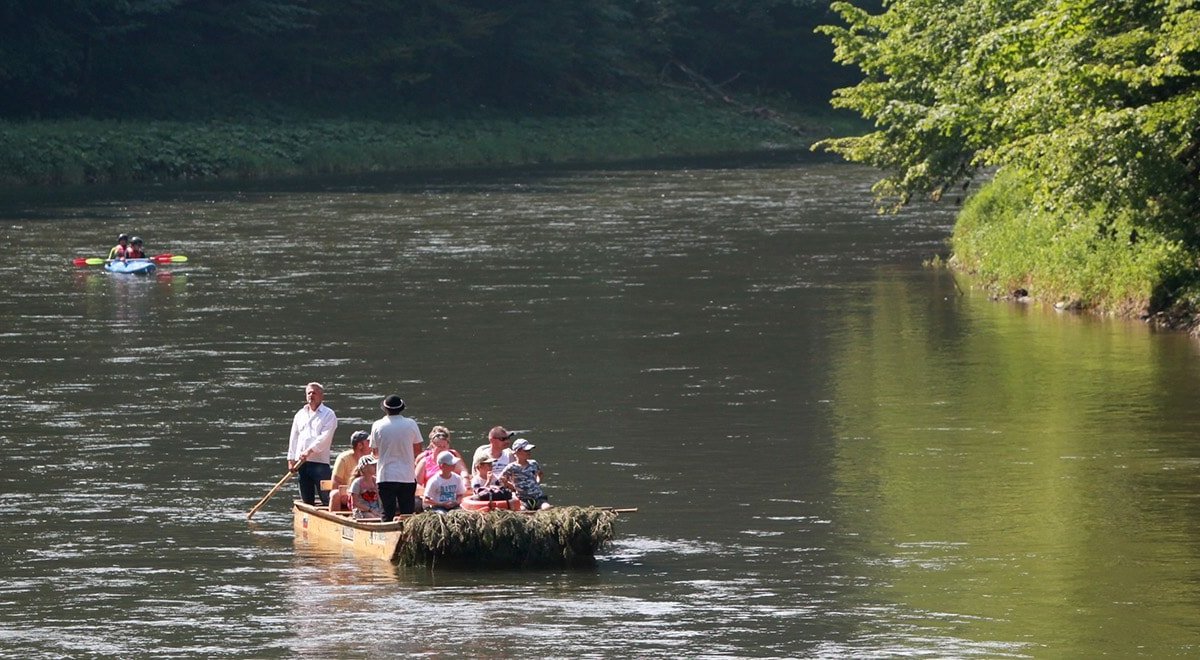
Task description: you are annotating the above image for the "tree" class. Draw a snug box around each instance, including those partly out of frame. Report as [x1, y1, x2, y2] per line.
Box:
[819, 0, 1200, 311]
[0, 1, 184, 115]
[819, 0, 1200, 206]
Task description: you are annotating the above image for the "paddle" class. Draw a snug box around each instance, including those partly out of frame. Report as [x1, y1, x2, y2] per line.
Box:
[247, 461, 303, 520]
[71, 253, 188, 267]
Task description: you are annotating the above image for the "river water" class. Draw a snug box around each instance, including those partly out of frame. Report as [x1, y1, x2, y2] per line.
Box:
[2, 161, 1200, 657]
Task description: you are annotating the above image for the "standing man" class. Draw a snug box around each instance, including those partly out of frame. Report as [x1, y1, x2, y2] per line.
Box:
[370, 394, 423, 521]
[287, 382, 338, 506]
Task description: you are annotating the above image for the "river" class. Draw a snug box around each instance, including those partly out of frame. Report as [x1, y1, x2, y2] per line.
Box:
[2, 161, 1199, 657]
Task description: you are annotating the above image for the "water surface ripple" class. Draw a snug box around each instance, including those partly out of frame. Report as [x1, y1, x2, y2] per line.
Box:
[2, 163, 1199, 657]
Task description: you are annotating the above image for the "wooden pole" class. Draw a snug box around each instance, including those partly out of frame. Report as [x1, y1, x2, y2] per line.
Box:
[246, 461, 302, 520]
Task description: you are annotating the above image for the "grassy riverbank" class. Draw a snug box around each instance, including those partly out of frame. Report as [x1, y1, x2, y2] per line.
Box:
[949, 169, 1200, 330]
[0, 92, 850, 187]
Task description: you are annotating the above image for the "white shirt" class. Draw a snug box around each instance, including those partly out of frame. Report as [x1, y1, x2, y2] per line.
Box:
[424, 472, 466, 507]
[472, 444, 515, 477]
[370, 414, 422, 483]
[287, 403, 337, 464]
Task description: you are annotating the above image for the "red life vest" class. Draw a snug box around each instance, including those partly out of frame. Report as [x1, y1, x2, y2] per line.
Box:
[127, 247, 146, 258]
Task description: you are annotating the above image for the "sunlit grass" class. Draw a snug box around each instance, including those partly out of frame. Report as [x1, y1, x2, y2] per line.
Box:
[951, 168, 1200, 317]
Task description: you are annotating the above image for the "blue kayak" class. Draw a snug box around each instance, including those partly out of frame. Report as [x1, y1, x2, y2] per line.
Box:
[105, 259, 157, 275]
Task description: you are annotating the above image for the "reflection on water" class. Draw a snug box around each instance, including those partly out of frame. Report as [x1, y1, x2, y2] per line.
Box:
[72, 270, 189, 324]
[1, 162, 1200, 656]
[830, 271, 1200, 654]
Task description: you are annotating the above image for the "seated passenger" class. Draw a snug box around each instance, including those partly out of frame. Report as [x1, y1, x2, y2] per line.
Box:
[422, 451, 466, 513]
[330, 430, 370, 511]
[350, 455, 383, 520]
[108, 234, 130, 261]
[127, 236, 146, 259]
[471, 425, 515, 477]
[415, 425, 466, 491]
[500, 438, 550, 510]
[470, 454, 512, 501]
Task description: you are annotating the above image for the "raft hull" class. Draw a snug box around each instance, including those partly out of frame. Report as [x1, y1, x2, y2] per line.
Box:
[291, 500, 630, 568]
[292, 501, 404, 562]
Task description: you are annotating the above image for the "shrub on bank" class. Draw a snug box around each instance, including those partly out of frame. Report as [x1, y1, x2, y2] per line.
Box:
[0, 94, 819, 187]
[951, 168, 1199, 317]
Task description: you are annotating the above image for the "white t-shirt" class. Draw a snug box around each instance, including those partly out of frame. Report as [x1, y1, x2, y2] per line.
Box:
[472, 445, 514, 477]
[424, 472, 466, 507]
[370, 414, 422, 483]
[287, 404, 337, 464]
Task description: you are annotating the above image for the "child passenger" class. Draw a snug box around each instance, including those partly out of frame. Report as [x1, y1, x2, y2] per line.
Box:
[350, 455, 383, 520]
[500, 438, 550, 510]
[470, 454, 511, 501]
[422, 451, 466, 513]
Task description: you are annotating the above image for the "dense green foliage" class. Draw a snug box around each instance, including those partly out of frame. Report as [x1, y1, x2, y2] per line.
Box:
[0, 1, 860, 188]
[0, 93, 827, 186]
[0, 0, 851, 119]
[952, 168, 1191, 314]
[819, 0, 1200, 315]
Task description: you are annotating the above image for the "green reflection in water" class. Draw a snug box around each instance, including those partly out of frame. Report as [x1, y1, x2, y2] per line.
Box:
[829, 269, 1200, 656]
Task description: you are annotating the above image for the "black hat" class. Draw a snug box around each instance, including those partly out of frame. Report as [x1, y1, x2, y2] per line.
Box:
[381, 395, 405, 412]
[118, 234, 130, 242]
[350, 430, 369, 444]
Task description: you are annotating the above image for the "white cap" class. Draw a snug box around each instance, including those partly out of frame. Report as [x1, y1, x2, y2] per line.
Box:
[511, 438, 535, 452]
[436, 450, 456, 466]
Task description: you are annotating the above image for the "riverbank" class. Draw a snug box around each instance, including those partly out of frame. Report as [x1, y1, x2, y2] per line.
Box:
[946, 168, 1200, 335]
[0, 92, 852, 188]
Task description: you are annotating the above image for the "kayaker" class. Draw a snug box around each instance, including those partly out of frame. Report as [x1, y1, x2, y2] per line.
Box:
[286, 382, 338, 507]
[422, 451, 467, 513]
[107, 234, 130, 260]
[471, 426, 516, 478]
[330, 430, 371, 512]
[500, 438, 550, 510]
[349, 455, 383, 520]
[369, 394, 423, 521]
[127, 236, 147, 259]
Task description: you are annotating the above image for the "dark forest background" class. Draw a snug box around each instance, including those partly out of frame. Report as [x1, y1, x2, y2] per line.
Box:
[0, 0, 863, 120]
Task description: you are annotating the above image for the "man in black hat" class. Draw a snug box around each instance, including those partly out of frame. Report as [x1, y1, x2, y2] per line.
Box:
[369, 394, 423, 521]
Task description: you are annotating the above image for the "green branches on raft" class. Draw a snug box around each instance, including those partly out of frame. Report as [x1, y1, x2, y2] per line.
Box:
[393, 506, 618, 568]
